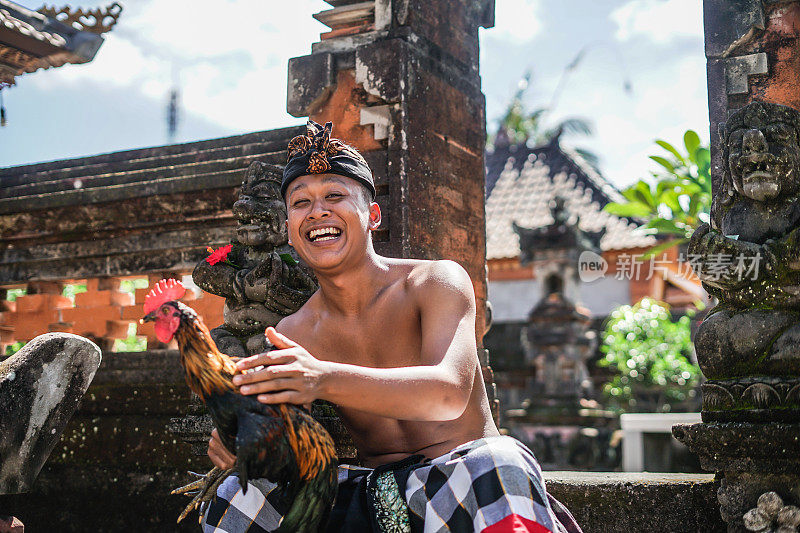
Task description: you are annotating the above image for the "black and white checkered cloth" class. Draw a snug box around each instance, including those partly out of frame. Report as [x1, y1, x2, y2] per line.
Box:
[202, 436, 581, 533]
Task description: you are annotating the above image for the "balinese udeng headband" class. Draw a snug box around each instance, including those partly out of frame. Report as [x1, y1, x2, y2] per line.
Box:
[282, 120, 375, 200]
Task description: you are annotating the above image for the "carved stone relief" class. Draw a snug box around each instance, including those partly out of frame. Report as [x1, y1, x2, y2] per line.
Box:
[689, 102, 800, 386]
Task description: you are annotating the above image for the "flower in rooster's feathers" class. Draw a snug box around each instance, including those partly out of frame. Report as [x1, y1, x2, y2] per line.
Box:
[205, 245, 234, 266]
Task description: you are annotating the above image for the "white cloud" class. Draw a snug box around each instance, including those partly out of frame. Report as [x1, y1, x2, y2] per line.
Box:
[611, 0, 703, 44]
[27, 0, 330, 131]
[574, 54, 708, 188]
[491, 0, 542, 44]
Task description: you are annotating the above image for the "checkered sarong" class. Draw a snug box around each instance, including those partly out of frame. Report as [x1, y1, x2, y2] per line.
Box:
[202, 436, 581, 533]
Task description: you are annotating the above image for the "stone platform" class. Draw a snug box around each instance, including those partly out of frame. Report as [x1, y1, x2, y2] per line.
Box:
[547, 472, 724, 532]
[0, 470, 724, 532]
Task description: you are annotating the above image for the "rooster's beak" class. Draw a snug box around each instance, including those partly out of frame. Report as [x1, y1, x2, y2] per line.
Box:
[140, 311, 156, 324]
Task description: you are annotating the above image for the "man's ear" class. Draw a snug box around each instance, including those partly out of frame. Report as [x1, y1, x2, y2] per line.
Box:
[286, 220, 292, 246]
[368, 202, 381, 230]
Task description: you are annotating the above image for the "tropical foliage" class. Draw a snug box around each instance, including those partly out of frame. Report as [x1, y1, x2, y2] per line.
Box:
[603, 130, 711, 257]
[599, 298, 700, 413]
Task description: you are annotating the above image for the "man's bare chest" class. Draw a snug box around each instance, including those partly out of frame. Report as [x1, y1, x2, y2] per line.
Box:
[301, 296, 422, 368]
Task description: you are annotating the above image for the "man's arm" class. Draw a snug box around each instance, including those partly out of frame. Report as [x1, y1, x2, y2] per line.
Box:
[232, 260, 478, 422]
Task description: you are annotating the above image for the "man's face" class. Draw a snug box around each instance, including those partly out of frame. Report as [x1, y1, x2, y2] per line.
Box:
[285, 173, 379, 272]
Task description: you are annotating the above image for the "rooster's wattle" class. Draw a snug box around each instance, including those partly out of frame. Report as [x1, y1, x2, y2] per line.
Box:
[141, 278, 337, 531]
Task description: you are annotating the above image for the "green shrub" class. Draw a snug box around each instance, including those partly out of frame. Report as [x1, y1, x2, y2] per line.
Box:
[599, 298, 700, 412]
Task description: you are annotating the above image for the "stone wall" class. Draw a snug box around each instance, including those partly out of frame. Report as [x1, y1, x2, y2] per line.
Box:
[0, 128, 300, 351]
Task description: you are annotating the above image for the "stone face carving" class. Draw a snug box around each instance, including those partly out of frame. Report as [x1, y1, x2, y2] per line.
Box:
[689, 102, 800, 389]
[192, 161, 317, 358]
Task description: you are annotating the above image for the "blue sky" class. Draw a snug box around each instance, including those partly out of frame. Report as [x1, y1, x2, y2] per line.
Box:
[0, 0, 706, 188]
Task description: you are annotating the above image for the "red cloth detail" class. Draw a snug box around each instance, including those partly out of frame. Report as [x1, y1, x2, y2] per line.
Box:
[482, 514, 552, 533]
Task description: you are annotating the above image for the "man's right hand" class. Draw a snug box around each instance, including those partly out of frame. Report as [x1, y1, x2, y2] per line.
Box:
[207, 429, 237, 470]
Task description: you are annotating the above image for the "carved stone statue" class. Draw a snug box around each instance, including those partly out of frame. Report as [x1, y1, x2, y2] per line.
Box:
[688, 101, 800, 415]
[192, 161, 318, 358]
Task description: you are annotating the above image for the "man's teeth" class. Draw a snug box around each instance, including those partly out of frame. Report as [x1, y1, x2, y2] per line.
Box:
[309, 227, 342, 241]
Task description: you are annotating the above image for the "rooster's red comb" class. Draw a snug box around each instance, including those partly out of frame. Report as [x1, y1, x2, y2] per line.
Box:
[143, 278, 186, 314]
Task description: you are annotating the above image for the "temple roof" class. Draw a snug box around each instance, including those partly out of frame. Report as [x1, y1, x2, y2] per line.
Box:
[485, 137, 656, 260]
[0, 1, 120, 86]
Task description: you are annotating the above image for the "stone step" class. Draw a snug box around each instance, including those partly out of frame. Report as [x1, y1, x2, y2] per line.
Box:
[0, 168, 246, 215]
[0, 151, 282, 199]
[0, 125, 302, 182]
[0, 140, 287, 191]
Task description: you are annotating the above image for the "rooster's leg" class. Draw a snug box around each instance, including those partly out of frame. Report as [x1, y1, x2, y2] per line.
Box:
[172, 466, 234, 523]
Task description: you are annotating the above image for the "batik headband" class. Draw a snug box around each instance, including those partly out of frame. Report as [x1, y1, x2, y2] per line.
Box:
[282, 120, 375, 200]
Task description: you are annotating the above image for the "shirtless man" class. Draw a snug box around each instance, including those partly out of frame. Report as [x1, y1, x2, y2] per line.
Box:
[203, 121, 580, 533]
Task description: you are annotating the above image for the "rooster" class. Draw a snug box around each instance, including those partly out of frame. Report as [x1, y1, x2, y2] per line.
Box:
[140, 279, 337, 531]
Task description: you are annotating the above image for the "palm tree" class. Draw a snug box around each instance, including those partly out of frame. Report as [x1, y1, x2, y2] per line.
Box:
[491, 70, 598, 168]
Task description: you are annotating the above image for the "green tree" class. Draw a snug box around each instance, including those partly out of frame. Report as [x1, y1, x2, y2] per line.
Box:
[599, 298, 700, 413]
[603, 130, 711, 257]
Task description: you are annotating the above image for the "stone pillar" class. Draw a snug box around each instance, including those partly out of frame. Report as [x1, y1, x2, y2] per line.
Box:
[674, 2, 800, 531]
[287, 0, 497, 411]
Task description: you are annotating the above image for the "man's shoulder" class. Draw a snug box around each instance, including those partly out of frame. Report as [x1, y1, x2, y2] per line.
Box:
[401, 259, 474, 306]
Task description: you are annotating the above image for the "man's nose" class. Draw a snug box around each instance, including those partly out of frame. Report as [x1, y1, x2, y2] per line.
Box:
[307, 199, 331, 219]
[742, 128, 768, 154]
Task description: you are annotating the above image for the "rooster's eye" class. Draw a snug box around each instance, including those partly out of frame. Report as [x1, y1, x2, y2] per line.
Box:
[162, 308, 170, 315]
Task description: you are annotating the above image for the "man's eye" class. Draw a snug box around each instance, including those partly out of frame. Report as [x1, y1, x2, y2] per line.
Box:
[292, 199, 310, 207]
[327, 192, 343, 199]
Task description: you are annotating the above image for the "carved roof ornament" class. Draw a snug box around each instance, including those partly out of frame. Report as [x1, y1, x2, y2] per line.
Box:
[512, 195, 606, 266]
[37, 2, 122, 34]
[0, 1, 121, 86]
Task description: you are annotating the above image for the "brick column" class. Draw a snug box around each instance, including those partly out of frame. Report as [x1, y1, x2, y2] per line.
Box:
[287, 0, 496, 414]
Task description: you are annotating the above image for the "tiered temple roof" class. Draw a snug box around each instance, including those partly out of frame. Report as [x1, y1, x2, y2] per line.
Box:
[485, 137, 655, 260]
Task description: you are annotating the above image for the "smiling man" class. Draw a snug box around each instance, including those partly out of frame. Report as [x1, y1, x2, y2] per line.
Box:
[202, 121, 581, 533]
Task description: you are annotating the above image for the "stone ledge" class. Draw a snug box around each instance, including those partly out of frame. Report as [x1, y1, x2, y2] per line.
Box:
[0, 469, 724, 531]
[543, 472, 725, 532]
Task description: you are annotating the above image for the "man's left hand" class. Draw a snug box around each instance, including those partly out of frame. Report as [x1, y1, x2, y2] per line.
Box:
[233, 327, 328, 405]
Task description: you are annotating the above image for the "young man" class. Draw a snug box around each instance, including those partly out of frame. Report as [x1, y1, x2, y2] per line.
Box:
[203, 121, 581, 533]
